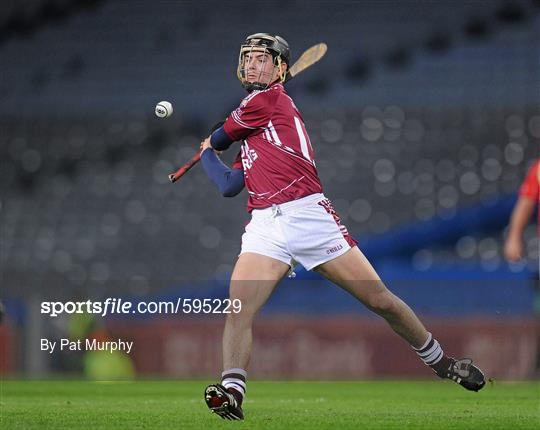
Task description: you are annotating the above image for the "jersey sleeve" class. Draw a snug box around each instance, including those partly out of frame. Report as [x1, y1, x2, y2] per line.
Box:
[518, 160, 539, 201]
[223, 91, 275, 141]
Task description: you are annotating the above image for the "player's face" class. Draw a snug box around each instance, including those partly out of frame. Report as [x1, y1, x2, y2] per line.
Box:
[243, 51, 280, 86]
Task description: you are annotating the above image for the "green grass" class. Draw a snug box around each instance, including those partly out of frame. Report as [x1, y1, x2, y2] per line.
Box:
[1, 380, 538, 429]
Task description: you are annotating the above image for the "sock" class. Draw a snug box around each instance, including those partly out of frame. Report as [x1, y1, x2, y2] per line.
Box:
[413, 332, 453, 376]
[221, 368, 247, 405]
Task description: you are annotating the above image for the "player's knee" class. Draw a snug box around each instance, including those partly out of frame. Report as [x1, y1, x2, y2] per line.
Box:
[225, 308, 255, 327]
[226, 295, 258, 322]
[365, 292, 399, 316]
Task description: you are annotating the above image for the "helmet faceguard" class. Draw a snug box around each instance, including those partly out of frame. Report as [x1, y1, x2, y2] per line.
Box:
[237, 33, 290, 92]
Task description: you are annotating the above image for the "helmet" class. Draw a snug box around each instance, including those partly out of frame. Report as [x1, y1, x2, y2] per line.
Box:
[237, 33, 290, 91]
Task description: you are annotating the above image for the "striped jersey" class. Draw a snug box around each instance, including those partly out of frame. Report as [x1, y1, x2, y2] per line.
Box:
[223, 82, 323, 211]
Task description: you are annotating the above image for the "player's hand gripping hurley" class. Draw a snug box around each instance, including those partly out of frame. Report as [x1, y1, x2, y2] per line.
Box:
[168, 43, 328, 183]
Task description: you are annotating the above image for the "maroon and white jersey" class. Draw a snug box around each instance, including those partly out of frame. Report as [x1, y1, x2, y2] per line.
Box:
[224, 82, 323, 211]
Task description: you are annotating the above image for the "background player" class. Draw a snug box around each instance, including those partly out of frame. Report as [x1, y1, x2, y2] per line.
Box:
[503, 158, 539, 376]
[504, 158, 539, 262]
[199, 33, 486, 421]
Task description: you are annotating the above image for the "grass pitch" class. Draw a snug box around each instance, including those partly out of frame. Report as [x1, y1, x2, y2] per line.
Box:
[1, 380, 538, 429]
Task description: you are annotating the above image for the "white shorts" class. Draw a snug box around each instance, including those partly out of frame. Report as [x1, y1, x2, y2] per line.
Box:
[240, 193, 357, 271]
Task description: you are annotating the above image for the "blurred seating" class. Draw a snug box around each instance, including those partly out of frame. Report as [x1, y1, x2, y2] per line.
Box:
[1, 105, 538, 294]
[0, 1, 538, 116]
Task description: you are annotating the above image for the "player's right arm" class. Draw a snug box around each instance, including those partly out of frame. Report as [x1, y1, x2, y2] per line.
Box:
[200, 90, 274, 195]
[210, 126, 235, 151]
[200, 138, 244, 197]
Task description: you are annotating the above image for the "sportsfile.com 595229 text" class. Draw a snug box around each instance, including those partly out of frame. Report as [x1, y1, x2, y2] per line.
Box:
[40, 298, 242, 317]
